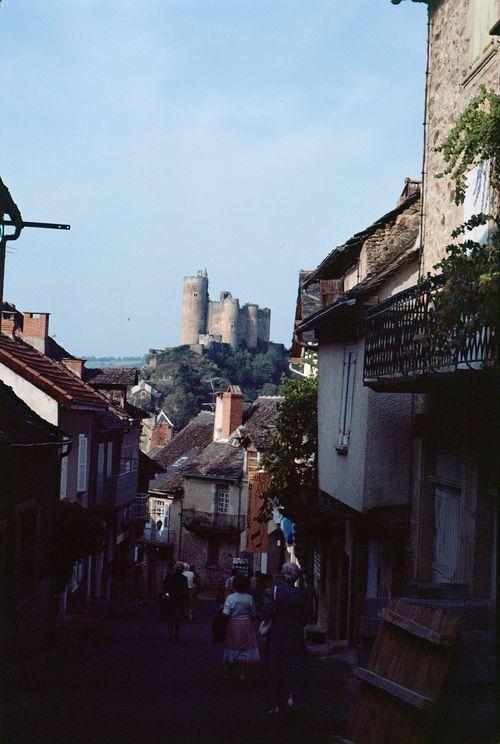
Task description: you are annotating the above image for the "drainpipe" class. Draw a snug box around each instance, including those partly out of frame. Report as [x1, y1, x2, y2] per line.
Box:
[236, 480, 242, 558]
[419, 7, 432, 275]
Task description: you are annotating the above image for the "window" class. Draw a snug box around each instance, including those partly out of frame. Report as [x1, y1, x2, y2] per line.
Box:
[77, 434, 88, 492]
[338, 346, 357, 446]
[207, 538, 219, 566]
[247, 450, 259, 473]
[433, 485, 461, 583]
[216, 485, 230, 514]
[60, 439, 70, 499]
[463, 161, 491, 245]
[193, 292, 199, 298]
[470, 0, 499, 63]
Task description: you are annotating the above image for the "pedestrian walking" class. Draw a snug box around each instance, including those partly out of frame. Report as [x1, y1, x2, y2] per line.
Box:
[263, 562, 309, 716]
[222, 573, 260, 682]
[161, 561, 189, 642]
[183, 563, 197, 622]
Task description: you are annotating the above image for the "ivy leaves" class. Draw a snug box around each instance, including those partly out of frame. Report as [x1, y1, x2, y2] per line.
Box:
[435, 85, 500, 204]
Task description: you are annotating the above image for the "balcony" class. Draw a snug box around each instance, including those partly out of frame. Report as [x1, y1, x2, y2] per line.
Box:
[140, 526, 177, 547]
[182, 509, 245, 536]
[122, 495, 148, 525]
[363, 280, 496, 391]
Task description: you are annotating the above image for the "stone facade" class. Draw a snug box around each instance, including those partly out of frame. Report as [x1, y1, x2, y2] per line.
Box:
[422, 0, 499, 274]
[180, 270, 271, 348]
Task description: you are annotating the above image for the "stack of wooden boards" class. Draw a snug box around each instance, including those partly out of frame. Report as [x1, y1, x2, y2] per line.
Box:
[342, 598, 460, 743]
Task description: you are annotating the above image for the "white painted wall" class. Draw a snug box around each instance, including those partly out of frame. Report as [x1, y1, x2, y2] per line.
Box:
[0, 363, 59, 424]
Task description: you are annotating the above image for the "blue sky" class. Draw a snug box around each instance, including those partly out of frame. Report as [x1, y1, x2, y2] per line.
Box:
[2, 0, 427, 356]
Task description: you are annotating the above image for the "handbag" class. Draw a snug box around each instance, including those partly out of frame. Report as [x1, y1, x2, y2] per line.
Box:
[258, 585, 277, 636]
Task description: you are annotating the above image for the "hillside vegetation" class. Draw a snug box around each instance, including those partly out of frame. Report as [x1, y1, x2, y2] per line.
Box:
[144, 342, 289, 430]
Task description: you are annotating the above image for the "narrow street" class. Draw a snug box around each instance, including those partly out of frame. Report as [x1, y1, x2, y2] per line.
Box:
[4, 599, 354, 744]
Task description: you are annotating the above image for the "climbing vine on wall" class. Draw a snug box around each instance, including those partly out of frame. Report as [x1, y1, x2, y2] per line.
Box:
[424, 86, 500, 352]
[435, 85, 500, 204]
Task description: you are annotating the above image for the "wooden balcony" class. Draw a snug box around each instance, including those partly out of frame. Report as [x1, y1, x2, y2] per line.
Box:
[363, 280, 496, 392]
[182, 508, 245, 536]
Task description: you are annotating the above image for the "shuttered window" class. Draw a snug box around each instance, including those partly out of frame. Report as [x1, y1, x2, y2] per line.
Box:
[339, 346, 357, 446]
[470, 0, 499, 62]
[60, 439, 69, 499]
[77, 434, 88, 493]
[433, 485, 460, 583]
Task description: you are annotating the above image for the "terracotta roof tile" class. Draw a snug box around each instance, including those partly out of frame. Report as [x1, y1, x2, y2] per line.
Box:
[0, 335, 107, 409]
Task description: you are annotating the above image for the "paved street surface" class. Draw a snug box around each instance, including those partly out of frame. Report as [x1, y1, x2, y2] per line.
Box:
[4, 599, 354, 744]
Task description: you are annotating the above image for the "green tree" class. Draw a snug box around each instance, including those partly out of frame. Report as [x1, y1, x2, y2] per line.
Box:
[261, 375, 318, 520]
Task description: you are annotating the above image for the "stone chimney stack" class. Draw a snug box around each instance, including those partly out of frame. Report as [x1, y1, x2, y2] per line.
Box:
[22, 312, 50, 353]
[62, 358, 86, 378]
[213, 385, 244, 441]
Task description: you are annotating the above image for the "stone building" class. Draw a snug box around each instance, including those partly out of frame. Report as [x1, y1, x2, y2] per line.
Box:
[180, 269, 271, 349]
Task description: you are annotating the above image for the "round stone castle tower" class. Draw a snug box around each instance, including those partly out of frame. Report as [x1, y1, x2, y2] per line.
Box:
[180, 270, 209, 346]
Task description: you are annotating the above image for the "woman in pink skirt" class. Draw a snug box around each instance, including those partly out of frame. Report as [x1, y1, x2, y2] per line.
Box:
[222, 573, 260, 681]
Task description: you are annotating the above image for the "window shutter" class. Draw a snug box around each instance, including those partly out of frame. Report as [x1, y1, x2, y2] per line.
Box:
[339, 346, 357, 446]
[60, 439, 69, 499]
[106, 442, 113, 476]
[470, 0, 498, 62]
[77, 434, 88, 492]
[433, 485, 460, 583]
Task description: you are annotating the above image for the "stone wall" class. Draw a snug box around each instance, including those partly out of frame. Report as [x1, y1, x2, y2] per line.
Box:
[422, 0, 499, 274]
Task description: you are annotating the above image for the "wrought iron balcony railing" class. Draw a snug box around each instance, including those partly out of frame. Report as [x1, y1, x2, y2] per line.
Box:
[182, 508, 245, 535]
[363, 280, 496, 389]
[123, 495, 149, 525]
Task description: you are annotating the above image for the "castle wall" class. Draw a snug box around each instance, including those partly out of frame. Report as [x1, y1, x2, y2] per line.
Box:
[181, 270, 271, 348]
[180, 273, 209, 346]
[207, 297, 240, 347]
[257, 308, 271, 344]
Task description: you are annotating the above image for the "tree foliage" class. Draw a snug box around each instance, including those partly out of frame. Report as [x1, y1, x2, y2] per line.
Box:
[261, 374, 318, 520]
[145, 342, 290, 430]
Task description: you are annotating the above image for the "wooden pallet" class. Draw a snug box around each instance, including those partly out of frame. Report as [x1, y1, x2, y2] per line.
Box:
[345, 598, 460, 744]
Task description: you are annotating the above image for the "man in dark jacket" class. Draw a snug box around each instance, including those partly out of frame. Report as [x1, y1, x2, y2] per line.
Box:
[161, 561, 189, 642]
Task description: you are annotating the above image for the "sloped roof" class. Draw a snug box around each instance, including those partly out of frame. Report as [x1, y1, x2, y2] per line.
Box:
[180, 439, 245, 481]
[240, 395, 282, 451]
[0, 381, 63, 446]
[291, 270, 322, 357]
[150, 410, 215, 470]
[85, 367, 138, 386]
[304, 187, 420, 287]
[0, 335, 107, 410]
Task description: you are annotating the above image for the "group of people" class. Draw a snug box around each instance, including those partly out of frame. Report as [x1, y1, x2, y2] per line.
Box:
[160, 561, 199, 642]
[221, 562, 309, 716]
[160, 560, 309, 716]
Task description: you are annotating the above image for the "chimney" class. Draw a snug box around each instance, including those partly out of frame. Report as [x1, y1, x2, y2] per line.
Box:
[62, 358, 86, 378]
[213, 385, 244, 441]
[22, 312, 50, 354]
[150, 420, 174, 449]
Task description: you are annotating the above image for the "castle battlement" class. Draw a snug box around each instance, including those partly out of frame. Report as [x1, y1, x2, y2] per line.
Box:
[180, 270, 270, 349]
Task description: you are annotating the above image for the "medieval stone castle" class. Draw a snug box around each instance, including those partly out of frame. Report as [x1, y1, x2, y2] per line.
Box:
[180, 269, 271, 349]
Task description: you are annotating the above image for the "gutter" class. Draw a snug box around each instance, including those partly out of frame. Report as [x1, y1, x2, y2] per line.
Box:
[295, 297, 358, 335]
